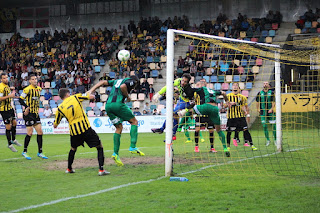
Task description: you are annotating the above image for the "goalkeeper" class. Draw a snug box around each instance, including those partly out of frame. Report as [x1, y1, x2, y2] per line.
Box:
[178, 83, 230, 157]
[151, 74, 194, 140]
[256, 82, 276, 146]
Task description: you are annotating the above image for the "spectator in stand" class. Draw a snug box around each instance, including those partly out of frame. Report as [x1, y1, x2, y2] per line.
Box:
[177, 56, 185, 69]
[44, 89, 52, 101]
[66, 74, 74, 88]
[109, 57, 119, 72]
[133, 108, 142, 116]
[196, 63, 205, 77]
[55, 75, 62, 89]
[21, 69, 28, 80]
[219, 60, 230, 75]
[144, 102, 151, 114]
[100, 110, 106, 116]
[76, 82, 86, 94]
[74, 74, 83, 86]
[149, 84, 155, 101]
[94, 91, 101, 102]
[140, 78, 150, 98]
[21, 76, 29, 88]
[99, 73, 110, 81]
[43, 105, 53, 118]
[83, 75, 91, 91]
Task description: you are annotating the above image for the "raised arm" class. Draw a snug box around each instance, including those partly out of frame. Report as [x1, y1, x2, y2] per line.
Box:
[120, 83, 130, 101]
[87, 80, 109, 95]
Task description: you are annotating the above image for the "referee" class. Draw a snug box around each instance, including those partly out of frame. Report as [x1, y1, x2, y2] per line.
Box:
[226, 83, 257, 151]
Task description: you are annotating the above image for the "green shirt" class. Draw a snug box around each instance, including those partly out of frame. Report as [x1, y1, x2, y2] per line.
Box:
[158, 78, 194, 102]
[107, 78, 135, 104]
[193, 87, 221, 104]
[256, 90, 274, 114]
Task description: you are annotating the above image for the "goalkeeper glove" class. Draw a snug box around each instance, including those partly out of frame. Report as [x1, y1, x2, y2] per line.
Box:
[178, 109, 189, 117]
[152, 92, 161, 103]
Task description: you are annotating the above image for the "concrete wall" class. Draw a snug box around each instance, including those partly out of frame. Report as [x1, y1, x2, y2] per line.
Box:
[1, 0, 320, 41]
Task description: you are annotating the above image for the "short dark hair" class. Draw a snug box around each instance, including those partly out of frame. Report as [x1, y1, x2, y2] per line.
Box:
[130, 75, 140, 88]
[0, 72, 8, 79]
[29, 74, 36, 80]
[59, 88, 70, 99]
[182, 73, 191, 82]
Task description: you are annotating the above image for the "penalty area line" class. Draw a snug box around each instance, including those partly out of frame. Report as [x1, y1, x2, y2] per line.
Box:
[4, 148, 304, 213]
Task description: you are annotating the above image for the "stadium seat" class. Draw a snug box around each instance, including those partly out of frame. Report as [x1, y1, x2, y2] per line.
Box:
[17, 109, 23, 114]
[160, 55, 167, 63]
[15, 105, 22, 110]
[57, 100, 63, 105]
[221, 83, 229, 90]
[241, 90, 249, 97]
[99, 87, 106, 94]
[53, 96, 60, 101]
[210, 76, 218, 83]
[43, 100, 49, 106]
[240, 75, 247, 82]
[44, 82, 50, 89]
[130, 93, 138, 101]
[40, 96, 45, 102]
[233, 75, 240, 82]
[241, 59, 247, 67]
[42, 68, 48, 74]
[88, 111, 95, 117]
[266, 37, 272, 43]
[317, 28, 320, 33]
[51, 81, 56, 88]
[294, 28, 301, 34]
[154, 56, 160, 63]
[214, 83, 221, 90]
[161, 108, 166, 115]
[272, 23, 279, 30]
[206, 68, 213, 76]
[203, 60, 210, 68]
[126, 102, 132, 109]
[269, 30, 276, 37]
[305, 21, 311, 28]
[52, 108, 58, 115]
[89, 102, 95, 108]
[237, 66, 244, 74]
[101, 94, 108, 102]
[203, 76, 210, 82]
[147, 56, 153, 63]
[149, 63, 156, 70]
[39, 108, 44, 113]
[99, 59, 105, 65]
[52, 89, 58, 96]
[207, 83, 214, 89]
[225, 75, 232, 82]
[138, 93, 145, 101]
[49, 100, 56, 105]
[226, 90, 232, 95]
[229, 83, 233, 90]
[17, 113, 23, 118]
[256, 58, 263, 66]
[252, 66, 259, 74]
[151, 70, 159, 78]
[86, 107, 92, 112]
[147, 78, 154, 85]
[39, 112, 45, 119]
[246, 82, 253, 89]
[218, 75, 225, 83]
[109, 72, 116, 79]
[210, 60, 217, 67]
[233, 59, 240, 66]
[96, 102, 103, 108]
[251, 37, 258, 42]
[157, 104, 165, 112]
[95, 66, 101, 73]
[133, 101, 140, 109]
[261, 30, 268, 37]
[239, 82, 245, 90]
[240, 31, 246, 38]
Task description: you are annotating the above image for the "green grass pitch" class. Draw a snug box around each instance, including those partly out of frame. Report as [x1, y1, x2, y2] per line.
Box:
[0, 131, 319, 212]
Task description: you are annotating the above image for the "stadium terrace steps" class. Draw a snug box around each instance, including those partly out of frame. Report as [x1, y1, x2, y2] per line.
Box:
[273, 22, 296, 43]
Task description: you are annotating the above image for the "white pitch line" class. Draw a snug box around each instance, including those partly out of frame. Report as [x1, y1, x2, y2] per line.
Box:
[0, 147, 154, 162]
[3, 148, 303, 213]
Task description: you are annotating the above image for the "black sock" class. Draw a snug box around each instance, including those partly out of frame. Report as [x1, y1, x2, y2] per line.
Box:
[24, 135, 31, 152]
[210, 132, 214, 148]
[6, 129, 12, 145]
[68, 149, 76, 170]
[11, 126, 16, 141]
[234, 131, 239, 140]
[227, 132, 231, 147]
[195, 131, 199, 146]
[37, 135, 43, 153]
[97, 147, 104, 171]
[244, 130, 253, 146]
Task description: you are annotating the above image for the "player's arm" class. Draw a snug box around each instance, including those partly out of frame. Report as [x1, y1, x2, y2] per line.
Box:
[120, 83, 130, 102]
[76, 93, 94, 101]
[153, 78, 181, 103]
[53, 109, 64, 128]
[220, 91, 229, 104]
[19, 88, 30, 115]
[87, 80, 110, 95]
[0, 89, 15, 101]
[255, 92, 260, 113]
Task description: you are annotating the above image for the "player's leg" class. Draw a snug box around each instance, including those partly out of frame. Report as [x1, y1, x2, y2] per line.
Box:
[22, 126, 33, 160]
[11, 118, 20, 146]
[234, 131, 240, 144]
[194, 126, 200, 152]
[34, 123, 48, 159]
[208, 122, 216, 152]
[66, 146, 77, 173]
[261, 115, 270, 146]
[5, 123, 14, 150]
[270, 113, 277, 142]
[225, 118, 235, 148]
[128, 116, 145, 156]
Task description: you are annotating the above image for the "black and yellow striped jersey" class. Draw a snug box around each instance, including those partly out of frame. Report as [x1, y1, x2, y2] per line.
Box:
[227, 93, 247, 119]
[0, 82, 12, 111]
[20, 85, 42, 114]
[54, 93, 91, 136]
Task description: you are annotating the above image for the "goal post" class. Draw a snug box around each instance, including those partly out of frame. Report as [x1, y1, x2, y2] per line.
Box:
[165, 29, 283, 176]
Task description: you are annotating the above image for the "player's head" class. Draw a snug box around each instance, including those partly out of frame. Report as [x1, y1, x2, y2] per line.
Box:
[0, 72, 8, 84]
[181, 73, 191, 87]
[130, 75, 140, 90]
[263, 81, 270, 89]
[59, 88, 70, 100]
[200, 78, 207, 87]
[29, 74, 37, 86]
[232, 82, 240, 94]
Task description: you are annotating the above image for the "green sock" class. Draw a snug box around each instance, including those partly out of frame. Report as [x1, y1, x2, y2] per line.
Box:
[218, 131, 227, 149]
[130, 125, 138, 148]
[263, 124, 270, 141]
[185, 129, 191, 140]
[199, 131, 204, 139]
[272, 124, 276, 140]
[114, 133, 121, 155]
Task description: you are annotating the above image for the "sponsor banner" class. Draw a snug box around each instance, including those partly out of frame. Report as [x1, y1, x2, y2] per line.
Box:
[282, 93, 320, 112]
[0, 114, 227, 135]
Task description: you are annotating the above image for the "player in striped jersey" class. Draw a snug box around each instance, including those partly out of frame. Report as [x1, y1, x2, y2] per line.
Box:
[19, 74, 48, 160]
[0, 73, 22, 152]
[226, 83, 257, 151]
[53, 88, 110, 176]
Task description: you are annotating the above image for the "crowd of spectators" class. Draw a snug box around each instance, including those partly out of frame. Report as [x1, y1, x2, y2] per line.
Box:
[295, 8, 320, 31]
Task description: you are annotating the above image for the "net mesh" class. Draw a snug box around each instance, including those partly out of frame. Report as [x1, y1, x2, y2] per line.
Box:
[170, 32, 320, 177]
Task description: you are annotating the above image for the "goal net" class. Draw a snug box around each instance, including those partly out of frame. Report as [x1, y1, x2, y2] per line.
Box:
[164, 29, 320, 177]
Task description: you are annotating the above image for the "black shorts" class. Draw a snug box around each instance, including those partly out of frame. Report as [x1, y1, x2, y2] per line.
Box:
[0, 109, 16, 124]
[70, 128, 101, 148]
[226, 117, 248, 132]
[23, 113, 41, 127]
[195, 116, 215, 129]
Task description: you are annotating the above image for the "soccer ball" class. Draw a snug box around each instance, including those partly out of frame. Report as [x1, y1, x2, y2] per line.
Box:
[117, 49, 130, 62]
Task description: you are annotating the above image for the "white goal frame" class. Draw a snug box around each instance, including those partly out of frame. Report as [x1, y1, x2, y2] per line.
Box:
[165, 29, 282, 176]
